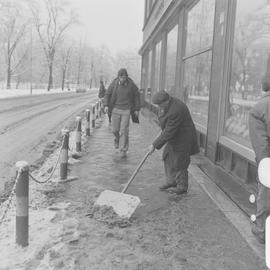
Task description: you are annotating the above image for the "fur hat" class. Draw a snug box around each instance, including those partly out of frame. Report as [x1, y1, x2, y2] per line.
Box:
[152, 90, 170, 105]
[118, 68, 128, 77]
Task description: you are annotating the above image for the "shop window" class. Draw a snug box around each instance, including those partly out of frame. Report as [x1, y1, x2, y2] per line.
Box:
[185, 0, 215, 56]
[149, 0, 153, 11]
[153, 41, 162, 97]
[146, 50, 152, 101]
[165, 24, 178, 94]
[145, 0, 153, 20]
[141, 52, 148, 90]
[225, 0, 270, 147]
[184, 51, 212, 127]
[146, 0, 150, 18]
[183, 0, 215, 129]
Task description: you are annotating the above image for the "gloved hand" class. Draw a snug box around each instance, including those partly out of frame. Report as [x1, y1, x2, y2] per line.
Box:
[148, 144, 155, 155]
[104, 106, 109, 114]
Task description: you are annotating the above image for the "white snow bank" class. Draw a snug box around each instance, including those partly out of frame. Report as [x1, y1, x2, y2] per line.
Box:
[0, 87, 97, 99]
[0, 208, 61, 269]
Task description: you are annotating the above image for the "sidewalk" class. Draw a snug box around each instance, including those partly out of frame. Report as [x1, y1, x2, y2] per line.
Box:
[49, 108, 267, 269]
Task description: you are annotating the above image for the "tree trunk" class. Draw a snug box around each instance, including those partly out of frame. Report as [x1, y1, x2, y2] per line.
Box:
[47, 63, 53, 91]
[16, 76, 21, 89]
[61, 68, 66, 91]
[77, 62, 81, 86]
[7, 57, 11, 89]
[90, 78, 92, 88]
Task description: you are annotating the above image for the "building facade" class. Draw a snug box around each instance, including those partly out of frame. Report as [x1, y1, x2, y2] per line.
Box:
[140, 0, 270, 214]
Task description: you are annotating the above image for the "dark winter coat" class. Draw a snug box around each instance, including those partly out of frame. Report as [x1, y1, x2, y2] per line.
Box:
[103, 77, 140, 112]
[153, 97, 199, 169]
[249, 91, 270, 163]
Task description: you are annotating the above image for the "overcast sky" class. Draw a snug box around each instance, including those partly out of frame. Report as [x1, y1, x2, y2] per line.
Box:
[70, 0, 144, 54]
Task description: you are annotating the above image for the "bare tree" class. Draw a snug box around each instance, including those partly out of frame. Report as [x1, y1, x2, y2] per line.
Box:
[115, 49, 141, 85]
[59, 45, 72, 90]
[1, 2, 28, 89]
[76, 40, 84, 86]
[30, 0, 75, 91]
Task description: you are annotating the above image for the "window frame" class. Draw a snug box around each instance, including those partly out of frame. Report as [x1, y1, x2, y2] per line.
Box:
[182, 0, 216, 131]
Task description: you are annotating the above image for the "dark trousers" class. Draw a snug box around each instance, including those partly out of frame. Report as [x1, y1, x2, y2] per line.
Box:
[255, 182, 270, 236]
[108, 112, 112, 123]
[163, 148, 189, 191]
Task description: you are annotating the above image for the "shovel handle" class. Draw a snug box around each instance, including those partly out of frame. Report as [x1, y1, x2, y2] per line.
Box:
[121, 151, 150, 193]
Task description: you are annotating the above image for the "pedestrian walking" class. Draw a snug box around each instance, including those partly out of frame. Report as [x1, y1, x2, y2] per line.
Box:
[98, 80, 111, 123]
[148, 90, 199, 195]
[98, 80, 106, 99]
[249, 73, 270, 244]
[103, 68, 140, 158]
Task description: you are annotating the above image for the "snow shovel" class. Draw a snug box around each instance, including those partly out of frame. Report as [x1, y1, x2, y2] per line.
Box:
[94, 151, 151, 219]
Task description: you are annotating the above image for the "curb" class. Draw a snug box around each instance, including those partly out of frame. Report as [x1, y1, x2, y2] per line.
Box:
[189, 163, 265, 261]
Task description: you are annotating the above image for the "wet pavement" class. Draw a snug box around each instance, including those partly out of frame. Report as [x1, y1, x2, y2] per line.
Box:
[56, 108, 267, 269]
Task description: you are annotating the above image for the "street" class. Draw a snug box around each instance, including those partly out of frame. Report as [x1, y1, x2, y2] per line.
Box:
[0, 91, 98, 194]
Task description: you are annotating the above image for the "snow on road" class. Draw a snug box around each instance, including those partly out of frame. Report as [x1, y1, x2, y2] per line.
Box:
[0, 88, 77, 99]
[0, 90, 98, 193]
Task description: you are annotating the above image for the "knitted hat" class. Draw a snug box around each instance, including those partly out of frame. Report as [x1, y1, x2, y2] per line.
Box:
[118, 68, 128, 77]
[152, 90, 169, 105]
[262, 73, 270, 92]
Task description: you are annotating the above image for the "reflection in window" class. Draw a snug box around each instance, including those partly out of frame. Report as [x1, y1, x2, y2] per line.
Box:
[165, 24, 178, 94]
[183, 0, 215, 129]
[153, 41, 162, 97]
[184, 52, 212, 127]
[225, 0, 270, 146]
[186, 0, 215, 56]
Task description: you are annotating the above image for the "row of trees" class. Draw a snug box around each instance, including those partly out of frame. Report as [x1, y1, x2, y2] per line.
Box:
[0, 0, 141, 91]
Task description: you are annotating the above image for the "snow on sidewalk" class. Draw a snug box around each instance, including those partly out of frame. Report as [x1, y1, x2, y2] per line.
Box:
[0, 111, 100, 269]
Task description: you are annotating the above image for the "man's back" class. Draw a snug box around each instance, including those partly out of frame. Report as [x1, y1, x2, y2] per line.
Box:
[154, 96, 199, 155]
[249, 92, 270, 163]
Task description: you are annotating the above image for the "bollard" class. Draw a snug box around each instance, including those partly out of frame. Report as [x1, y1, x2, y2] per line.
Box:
[100, 100, 104, 114]
[99, 100, 102, 118]
[76, 116, 82, 152]
[60, 129, 69, 180]
[86, 109, 90, 136]
[91, 105, 95, 128]
[96, 101, 99, 119]
[15, 161, 29, 247]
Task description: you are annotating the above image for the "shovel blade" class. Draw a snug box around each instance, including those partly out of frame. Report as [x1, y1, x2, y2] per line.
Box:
[94, 190, 140, 219]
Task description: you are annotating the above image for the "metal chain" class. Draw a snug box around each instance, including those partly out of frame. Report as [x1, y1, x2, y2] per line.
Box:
[29, 134, 65, 184]
[0, 131, 70, 226]
[0, 169, 21, 226]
